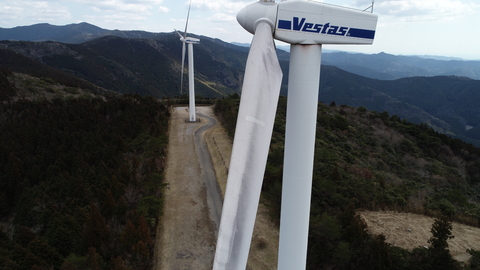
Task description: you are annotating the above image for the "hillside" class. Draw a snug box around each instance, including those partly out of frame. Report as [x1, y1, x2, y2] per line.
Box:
[322, 52, 480, 80]
[3, 35, 480, 146]
[0, 22, 158, 44]
[2, 61, 480, 269]
[0, 35, 242, 98]
[318, 67, 480, 146]
[3, 23, 480, 81]
[2, 23, 480, 146]
[0, 47, 100, 95]
[215, 95, 480, 269]
[0, 72, 170, 269]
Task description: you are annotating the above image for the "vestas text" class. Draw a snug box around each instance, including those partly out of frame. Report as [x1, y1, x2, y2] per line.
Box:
[280, 17, 348, 35]
[277, 17, 375, 40]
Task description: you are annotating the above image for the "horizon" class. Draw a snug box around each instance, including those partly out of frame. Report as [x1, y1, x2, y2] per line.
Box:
[0, 21, 477, 62]
[0, 0, 479, 60]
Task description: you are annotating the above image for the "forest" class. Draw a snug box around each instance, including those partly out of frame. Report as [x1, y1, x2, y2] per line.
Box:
[215, 94, 480, 269]
[0, 87, 170, 269]
[3, 62, 480, 269]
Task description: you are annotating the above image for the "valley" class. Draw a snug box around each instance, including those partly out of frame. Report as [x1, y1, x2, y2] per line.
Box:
[2, 30, 480, 146]
[2, 23, 480, 269]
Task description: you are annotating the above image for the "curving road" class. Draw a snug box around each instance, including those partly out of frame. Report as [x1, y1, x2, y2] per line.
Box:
[155, 106, 224, 270]
[194, 111, 223, 231]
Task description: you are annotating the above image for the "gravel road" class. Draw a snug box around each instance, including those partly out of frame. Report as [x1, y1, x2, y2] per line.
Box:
[194, 111, 223, 232]
[153, 106, 279, 270]
[154, 106, 222, 270]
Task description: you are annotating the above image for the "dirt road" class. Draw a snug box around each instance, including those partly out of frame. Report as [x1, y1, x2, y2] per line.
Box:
[154, 106, 220, 270]
[194, 111, 223, 230]
[153, 106, 279, 270]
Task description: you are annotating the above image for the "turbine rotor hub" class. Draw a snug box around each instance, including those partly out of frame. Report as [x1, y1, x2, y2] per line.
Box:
[236, 1, 278, 35]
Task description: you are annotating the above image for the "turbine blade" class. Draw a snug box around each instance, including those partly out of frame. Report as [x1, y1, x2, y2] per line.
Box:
[174, 29, 183, 39]
[213, 21, 283, 270]
[180, 41, 186, 94]
[184, 0, 192, 38]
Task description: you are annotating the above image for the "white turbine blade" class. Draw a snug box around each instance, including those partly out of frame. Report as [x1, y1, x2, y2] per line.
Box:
[213, 21, 282, 270]
[174, 29, 183, 39]
[180, 0, 192, 94]
[184, 0, 192, 38]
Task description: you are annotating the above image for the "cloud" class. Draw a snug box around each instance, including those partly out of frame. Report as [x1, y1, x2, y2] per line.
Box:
[158, 6, 170, 13]
[190, 0, 249, 14]
[208, 13, 236, 22]
[77, 0, 147, 13]
[85, 13, 147, 27]
[0, 1, 71, 23]
[74, 0, 167, 15]
[354, 0, 480, 21]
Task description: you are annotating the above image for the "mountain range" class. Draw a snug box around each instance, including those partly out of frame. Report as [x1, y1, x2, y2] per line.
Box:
[3, 23, 480, 81]
[1, 22, 480, 146]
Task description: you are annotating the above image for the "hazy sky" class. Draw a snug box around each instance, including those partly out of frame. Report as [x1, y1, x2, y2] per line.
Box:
[1, 0, 479, 60]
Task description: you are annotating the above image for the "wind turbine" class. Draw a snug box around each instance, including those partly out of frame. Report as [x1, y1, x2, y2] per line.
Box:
[213, 0, 377, 269]
[176, 0, 200, 122]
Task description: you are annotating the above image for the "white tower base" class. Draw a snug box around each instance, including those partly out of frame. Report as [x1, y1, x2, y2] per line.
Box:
[278, 44, 322, 270]
[188, 42, 196, 122]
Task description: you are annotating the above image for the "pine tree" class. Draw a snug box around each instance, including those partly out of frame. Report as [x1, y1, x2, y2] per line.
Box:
[101, 189, 116, 219]
[427, 217, 460, 270]
[86, 247, 103, 270]
[82, 203, 111, 255]
[110, 256, 128, 270]
[120, 219, 137, 253]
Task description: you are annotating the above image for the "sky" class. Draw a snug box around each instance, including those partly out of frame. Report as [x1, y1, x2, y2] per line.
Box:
[1, 0, 480, 60]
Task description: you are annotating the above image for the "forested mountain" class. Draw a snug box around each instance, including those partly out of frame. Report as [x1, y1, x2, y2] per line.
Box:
[322, 52, 480, 80]
[2, 23, 480, 146]
[3, 22, 480, 80]
[0, 71, 170, 269]
[215, 95, 480, 269]
[0, 47, 100, 96]
[0, 22, 158, 44]
[317, 67, 480, 146]
[3, 22, 480, 269]
[0, 34, 243, 98]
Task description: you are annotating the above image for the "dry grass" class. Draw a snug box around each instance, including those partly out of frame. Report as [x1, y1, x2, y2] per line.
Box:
[204, 120, 231, 199]
[360, 210, 480, 263]
[8, 73, 100, 101]
[204, 107, 279, 269]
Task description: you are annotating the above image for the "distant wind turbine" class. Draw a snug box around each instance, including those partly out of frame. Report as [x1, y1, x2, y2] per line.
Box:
[213, 0, 378, 269]
[176, 0, 199, 122]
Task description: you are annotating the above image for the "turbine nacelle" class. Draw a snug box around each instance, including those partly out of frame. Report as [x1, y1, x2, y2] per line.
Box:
[237, 0, 378, 45]
[175, 30, 200, 44]
[185, 37, 200, 44]
[180, 36, 200, 44]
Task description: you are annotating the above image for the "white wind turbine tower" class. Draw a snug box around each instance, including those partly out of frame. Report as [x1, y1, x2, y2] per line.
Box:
[213, 0, 377, 269]
[176, 0, 200, 122]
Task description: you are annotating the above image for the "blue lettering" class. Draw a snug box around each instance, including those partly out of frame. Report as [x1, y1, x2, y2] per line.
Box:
[278, 20, 292, 30]
[277, 17, 373, 39]
[327, 25, 338, 35]
[293, 17, 305, 31]
[302, 23, 316, 33]
[321, 23, 330, 34]
[338, 27, 349, 36]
